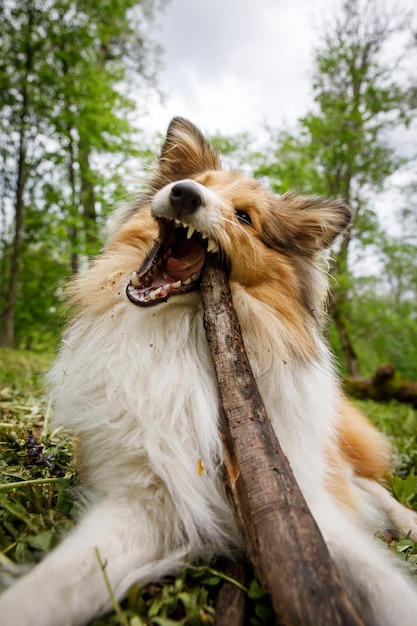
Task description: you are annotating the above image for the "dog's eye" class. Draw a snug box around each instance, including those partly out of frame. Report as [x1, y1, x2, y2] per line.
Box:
[235, 210, 253, 226]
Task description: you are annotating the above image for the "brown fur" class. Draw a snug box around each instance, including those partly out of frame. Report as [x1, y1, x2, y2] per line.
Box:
[337, 399, 393, 480]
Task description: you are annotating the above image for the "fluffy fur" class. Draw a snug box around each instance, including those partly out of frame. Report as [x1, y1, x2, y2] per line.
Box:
[1, 117, 417, 626]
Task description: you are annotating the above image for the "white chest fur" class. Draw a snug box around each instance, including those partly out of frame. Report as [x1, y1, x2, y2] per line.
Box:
[49, 290, 338, 521]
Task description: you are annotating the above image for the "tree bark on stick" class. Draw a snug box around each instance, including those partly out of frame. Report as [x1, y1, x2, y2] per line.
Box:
[214, 561, 249, 626]
[200, 255, 364, 626]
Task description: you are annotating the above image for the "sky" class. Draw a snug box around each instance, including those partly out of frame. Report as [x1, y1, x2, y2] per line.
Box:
[144, 0, 415, 139]
[142, 0, 417, 236]
[144, 0, 335, 137]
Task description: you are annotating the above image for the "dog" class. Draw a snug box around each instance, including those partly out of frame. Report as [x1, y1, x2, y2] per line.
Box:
[1, 117, 417, 626]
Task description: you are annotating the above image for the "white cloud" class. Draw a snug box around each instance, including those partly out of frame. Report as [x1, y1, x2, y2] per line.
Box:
[145, 0, 335, 135]
[144, 0, 416, 141]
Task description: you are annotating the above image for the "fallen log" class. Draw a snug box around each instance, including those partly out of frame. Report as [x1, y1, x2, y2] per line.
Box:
[344, 364, 417, 408]
[200, 255, 364, 626]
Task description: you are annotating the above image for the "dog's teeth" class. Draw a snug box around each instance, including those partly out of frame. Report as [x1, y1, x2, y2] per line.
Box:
[130, 272, 140, 287]
[207, 240, 219, 253]
[150, 288, 162, 300]
[191, 270, 201, 282]
[186, 225, 195, 239]
[201, 234, 207, 240]
[182, 277, 193, 286]
[175, 219, 181, 226]
[172, 280, 181, 289]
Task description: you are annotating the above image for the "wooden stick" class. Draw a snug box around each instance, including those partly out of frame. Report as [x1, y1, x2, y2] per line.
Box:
[200, 255, 365, 626]
[214, 561, 249, 626]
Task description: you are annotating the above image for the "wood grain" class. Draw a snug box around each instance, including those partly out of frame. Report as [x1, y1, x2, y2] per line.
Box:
[200, 255, 365, 626]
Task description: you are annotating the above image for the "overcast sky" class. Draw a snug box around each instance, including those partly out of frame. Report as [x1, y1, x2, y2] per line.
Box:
[145, 0, 332, 136]
[144, 0, 416, 140]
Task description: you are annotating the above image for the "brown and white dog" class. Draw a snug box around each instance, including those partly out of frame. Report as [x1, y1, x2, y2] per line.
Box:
[1, 118, 417, 625]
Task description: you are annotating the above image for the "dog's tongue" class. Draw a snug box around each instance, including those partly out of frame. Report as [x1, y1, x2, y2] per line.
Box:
[165, 238, 205, 281]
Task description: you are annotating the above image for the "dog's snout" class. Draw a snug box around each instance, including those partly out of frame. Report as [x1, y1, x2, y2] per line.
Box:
[170, 181, 203, 217]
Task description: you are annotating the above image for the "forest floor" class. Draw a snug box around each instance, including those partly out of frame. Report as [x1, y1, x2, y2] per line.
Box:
[0, 348, 417, 625]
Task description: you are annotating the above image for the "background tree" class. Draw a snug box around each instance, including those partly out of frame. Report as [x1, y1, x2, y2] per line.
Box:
[346, 184, 417, 379]
[256, 0, 415, 376]
[0, 0, 48, 347]
[0, 0, 166, 348]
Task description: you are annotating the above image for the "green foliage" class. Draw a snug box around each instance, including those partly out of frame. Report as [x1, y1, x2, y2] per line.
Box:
[255, 0, 416, 377]
[89, 567, 220, 626]
[246, 579, 275, 625]
[255, 130, 326, 196]
[394, 535, 417, 567]
[209, 133, 261, 174]
[0, 349, 53, 395]
[387, 476, 417, 509]
[0, 0, 164, 348]
[335, 193, 417, 379]
[0, 352, 76, 570]
[257, 0, 410, 205]
[343, 291, 417, 380]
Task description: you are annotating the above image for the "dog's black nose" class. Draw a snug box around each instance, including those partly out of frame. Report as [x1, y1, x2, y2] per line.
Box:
[169, 181, 204, 217]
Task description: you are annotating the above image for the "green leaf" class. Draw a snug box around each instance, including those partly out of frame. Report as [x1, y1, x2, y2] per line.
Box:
[151, 618, 185, 626]
[26, 530, 54, 552]
[248, 578, 267, 600]
[0, 494, 32, 525]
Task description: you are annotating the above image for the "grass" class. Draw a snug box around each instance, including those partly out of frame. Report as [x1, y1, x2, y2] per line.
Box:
[0, 348, 416, 624]
[0, 349, 76, 574]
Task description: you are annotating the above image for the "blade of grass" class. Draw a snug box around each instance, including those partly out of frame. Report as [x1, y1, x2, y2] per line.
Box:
[95, 547, 130, 626]
[0, 477, 69, 492]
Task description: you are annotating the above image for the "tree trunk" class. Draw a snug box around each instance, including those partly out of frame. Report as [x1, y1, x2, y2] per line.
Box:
[0, 139, 25, 347]
[332, 303, 360, 377]
[0, 9, 33, 347]
[79, 143, 98, 257]
[328, 223, 360, 377]
[200, 255, 364, 626]
[66, 128, 79, 276]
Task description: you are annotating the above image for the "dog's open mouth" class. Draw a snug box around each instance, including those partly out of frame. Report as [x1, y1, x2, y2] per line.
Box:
[126, 219, 219, 306]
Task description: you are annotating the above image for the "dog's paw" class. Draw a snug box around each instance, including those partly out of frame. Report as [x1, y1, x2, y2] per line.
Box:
[394, 507, 417, 542]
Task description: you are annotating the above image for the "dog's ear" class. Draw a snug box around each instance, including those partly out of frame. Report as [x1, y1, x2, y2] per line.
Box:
[263, 192, 352, 255]
[152, 117, 221, 188]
